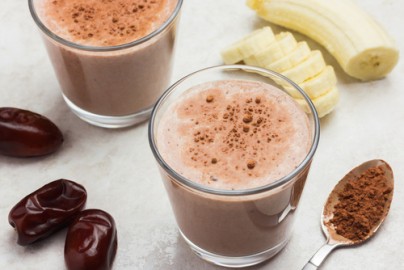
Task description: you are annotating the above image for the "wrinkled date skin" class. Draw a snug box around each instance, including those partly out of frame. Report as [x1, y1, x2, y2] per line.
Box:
[8, 179, 87, 245]
[0, 107, 63, 157]
[65, 209, 118, 270]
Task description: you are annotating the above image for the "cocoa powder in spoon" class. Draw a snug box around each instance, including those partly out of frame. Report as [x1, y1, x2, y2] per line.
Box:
[328, 166, 393, 241]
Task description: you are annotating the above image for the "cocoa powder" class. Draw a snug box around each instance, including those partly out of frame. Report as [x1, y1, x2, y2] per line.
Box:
[159, 80, 312, 189]
[189, 93, 281, 172]
[44, 0, 170, 46]
[328, 166, 393, 241]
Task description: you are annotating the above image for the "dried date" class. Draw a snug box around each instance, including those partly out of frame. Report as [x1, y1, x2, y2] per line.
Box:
[65, 209, 118, 270]
[8, 179, 87, 245]
[0, 107, 63, 157]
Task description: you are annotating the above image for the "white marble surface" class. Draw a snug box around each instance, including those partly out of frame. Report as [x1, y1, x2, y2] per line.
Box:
[0, 0, 403, 269]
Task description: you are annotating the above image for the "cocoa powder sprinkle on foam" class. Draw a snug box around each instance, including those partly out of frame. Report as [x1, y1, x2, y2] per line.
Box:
[206, 95, 214, 103]
[247, 160, 256, 169]
[157, 80, 312, 189]
[43, 0, 171, 46]
[183, 88, 290, 178]
[243, 114, 253, 123]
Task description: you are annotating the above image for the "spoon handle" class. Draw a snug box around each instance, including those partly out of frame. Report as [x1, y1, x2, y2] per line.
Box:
[301, 242, 339, 270]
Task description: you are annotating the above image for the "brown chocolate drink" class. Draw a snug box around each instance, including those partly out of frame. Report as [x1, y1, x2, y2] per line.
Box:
[161, 166, 310, 257]
[30, 0, 181, 127]
[151, 77, 318, 264]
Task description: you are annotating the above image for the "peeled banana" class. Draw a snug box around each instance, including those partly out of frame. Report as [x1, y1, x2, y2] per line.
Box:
[295, 86, 340, 118]
[281, 50, 326, 84]
[220, 25, 339, 117]
[248, 0, 399, 81]
[285, 66, 337, 99]
[244, 32, 297, 67]
[266, 41, 310, 72]
[221, 27, 275, 64]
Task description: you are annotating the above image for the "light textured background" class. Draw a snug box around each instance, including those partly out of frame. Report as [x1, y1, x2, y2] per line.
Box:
[0, 0, 403, 269]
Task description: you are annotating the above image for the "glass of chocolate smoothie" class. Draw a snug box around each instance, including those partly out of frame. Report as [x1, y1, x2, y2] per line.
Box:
[149, 65, 320, 267]
[29, 0, 182, 128]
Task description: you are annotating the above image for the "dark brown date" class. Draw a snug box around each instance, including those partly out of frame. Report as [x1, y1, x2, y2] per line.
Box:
[0, 107, 63, 157]
[65, 209, 117, 270]
[8, 179, 87, 245]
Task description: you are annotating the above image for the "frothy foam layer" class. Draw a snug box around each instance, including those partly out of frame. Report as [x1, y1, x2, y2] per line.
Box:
[157, 80, 312, 190]
[39, 0, 175, 46]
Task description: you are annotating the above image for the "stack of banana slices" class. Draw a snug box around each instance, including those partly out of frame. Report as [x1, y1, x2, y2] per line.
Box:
[221, 26, 339, 118]
[246, 0, 399, 82]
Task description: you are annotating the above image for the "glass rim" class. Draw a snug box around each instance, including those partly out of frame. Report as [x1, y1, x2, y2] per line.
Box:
[28, 0, 183, 52]
[148, 65, 320, 196]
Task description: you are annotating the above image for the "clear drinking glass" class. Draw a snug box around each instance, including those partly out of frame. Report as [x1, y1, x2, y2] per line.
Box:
[149, 65, 320, 267]
[29, 0, 182, 128]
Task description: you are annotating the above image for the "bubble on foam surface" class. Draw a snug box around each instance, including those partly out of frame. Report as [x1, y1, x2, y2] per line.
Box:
[157, 80, 312, 190]
[39, 0, 176, 46]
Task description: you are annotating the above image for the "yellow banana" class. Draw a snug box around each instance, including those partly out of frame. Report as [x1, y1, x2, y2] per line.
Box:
[249, 0, 399, 81]
[295, 86, 340, 118]
[221, 24, 339, 118]
[266, 41, 310, 72]
[221, 27, 275, 64]
[246, 0, 264, 10]
[285, 66, 337, 99]
[281, 50, 326, 84]
[244, 32, 297, 66]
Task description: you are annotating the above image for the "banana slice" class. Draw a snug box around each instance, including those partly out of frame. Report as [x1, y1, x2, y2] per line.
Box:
[249, 0, 399, 81]
[285, 65, 337, 99]
[246, 0, 263, 10]
[281, 50, 326, 84]
[295, 86, 340, 118]
[244, 32, 297, 66]
[221, 27, 276, 64]
[266, 41, 310, 72]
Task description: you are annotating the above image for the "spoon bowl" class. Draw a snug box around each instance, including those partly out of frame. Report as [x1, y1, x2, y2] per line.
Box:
[302, 159, 394, 270]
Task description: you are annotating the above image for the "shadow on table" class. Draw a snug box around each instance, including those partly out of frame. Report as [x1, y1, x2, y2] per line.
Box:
[165, 234, 290, 270]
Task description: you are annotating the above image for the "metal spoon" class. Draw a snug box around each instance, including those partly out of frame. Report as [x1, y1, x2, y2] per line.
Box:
[302, 159, 394, 270]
